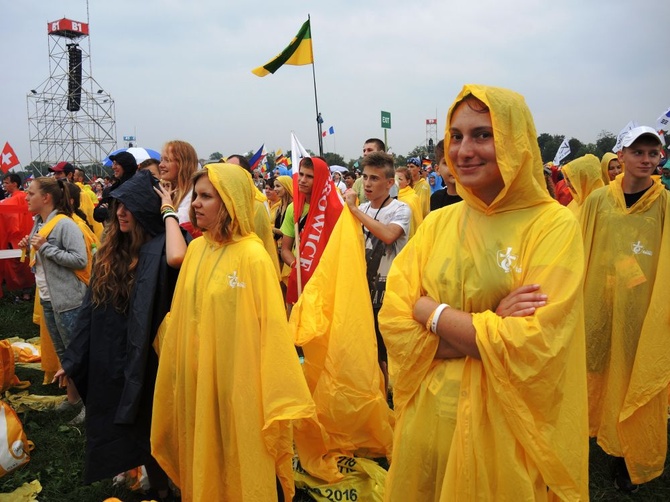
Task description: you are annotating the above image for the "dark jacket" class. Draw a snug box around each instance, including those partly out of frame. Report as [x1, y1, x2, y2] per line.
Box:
[61, 172, 183, 483]
[62, 234, 179, 483]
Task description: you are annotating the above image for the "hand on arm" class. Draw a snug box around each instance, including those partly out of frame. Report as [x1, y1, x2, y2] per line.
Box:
[416, 284, 549, 361]
[154, 185, 187, 268]
[495, 284, 547, 317]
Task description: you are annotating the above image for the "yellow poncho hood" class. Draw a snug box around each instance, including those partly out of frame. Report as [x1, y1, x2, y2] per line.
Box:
[276, 175, 294, 198]
[600, 152, 617, 185]
[203, 163, 254, 242]
[562, 154, 605, 206]
[446, 84, 554, 215]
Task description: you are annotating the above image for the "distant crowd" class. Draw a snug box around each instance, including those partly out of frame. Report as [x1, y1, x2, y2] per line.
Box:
[0, 83, 669, 501]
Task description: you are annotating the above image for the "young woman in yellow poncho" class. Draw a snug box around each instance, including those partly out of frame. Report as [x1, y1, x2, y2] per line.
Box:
[561, 154, 605, 218]
[151, 163, 337, 501]
[395, 166, 423, 238]
[379, 85, 589, 501]
[272, 175, 294, 290]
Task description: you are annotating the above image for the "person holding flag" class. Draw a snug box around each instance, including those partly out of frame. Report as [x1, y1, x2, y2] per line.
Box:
[280, 157, 342, 305]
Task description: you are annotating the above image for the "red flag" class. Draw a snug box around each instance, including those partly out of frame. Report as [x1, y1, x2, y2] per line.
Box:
[287, 157, 343, 304]
[1, 143, 20, 173]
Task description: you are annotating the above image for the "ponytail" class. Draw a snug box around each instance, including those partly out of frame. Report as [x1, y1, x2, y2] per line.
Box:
[55, 180, 75, 216]
[68, 182, 94, 230]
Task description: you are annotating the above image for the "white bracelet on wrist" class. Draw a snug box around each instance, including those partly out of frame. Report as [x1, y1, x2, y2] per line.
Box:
[430, 303, 450, 334]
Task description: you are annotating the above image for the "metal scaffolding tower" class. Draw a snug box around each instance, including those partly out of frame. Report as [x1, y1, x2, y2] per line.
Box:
[27, 18, 116, 176]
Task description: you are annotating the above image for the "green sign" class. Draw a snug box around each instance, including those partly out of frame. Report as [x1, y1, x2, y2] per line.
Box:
[381, 111, 391, 129]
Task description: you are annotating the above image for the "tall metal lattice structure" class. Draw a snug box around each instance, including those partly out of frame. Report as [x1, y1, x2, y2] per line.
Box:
[27, 18, 116, 176]
[425, 118, 438, 161]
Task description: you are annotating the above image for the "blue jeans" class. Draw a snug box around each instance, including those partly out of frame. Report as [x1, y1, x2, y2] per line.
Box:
[40, 300, 82, 363]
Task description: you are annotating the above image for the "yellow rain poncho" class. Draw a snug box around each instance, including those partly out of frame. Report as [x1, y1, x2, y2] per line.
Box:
[397, 186, 423, 238]
[75, 182, 103, 239]
[290, 206, 394, 460]
[250, 180, 281, 281]
[379, 85, 589, 501]
[151, 164, 338, 501]
[562, 154, 605, 218]
[581, 175, 670, 484]
[412, 177, 431, 217]
[600, 152, 617, 185]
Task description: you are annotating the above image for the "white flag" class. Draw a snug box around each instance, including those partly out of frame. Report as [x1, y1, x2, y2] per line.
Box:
[553, 138, 571, 166]
[656, 107, 670, 132]
[290, 131, 309, 175]
[612, 120, 639, 153]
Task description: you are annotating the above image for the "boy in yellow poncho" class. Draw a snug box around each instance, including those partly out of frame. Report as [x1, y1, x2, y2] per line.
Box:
[379, 84, 589, 501]
[407, 157, 431, 217]
[395, 166, 423, 238]
[562, 154, 604, 218]
[151, 163, 338, 501]
[581, 126, 670, 492]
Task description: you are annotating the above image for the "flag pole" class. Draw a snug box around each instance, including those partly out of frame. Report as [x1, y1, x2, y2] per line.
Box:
[294, 220, 303, 297]
[309, 14, 324, 157]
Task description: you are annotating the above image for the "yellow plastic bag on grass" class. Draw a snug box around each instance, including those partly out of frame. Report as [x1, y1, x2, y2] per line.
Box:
[0, 341, 30, 392]
[3, 391, 66, 413]
[294, 456, 386, 502]
[0, 480, 42, 501]
[0, 401, 33, 477]
[10, 343, 40, 363]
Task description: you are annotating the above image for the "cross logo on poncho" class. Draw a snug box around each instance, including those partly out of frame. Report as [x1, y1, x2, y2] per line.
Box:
[497, 247, 520, 273]
[227, 271, 246, 288]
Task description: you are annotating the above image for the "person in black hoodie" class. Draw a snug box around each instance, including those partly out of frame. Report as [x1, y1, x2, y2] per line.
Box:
[55, 171, 183, 501]
[93, 151, 137, 222]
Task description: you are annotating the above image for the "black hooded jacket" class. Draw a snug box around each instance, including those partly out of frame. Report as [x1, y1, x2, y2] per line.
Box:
[61, 171, 185, 483]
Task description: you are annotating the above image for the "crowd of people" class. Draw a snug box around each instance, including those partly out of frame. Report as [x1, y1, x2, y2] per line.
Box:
[0, 83, 669, 501]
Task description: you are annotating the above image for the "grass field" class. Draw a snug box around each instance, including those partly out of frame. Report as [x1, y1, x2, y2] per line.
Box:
[1, 287, 670, 501]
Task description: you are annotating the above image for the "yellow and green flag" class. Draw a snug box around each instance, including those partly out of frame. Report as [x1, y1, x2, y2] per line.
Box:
[252, 19, 313, 77]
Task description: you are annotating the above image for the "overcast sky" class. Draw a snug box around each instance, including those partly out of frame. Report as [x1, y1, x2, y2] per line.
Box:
[2, 0, 668, 167]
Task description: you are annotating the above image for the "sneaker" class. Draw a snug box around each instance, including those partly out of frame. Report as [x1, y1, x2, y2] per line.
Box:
[613, 457, 639, 493]
[55, 398, 82, 413]
[68, 405, 86, 426]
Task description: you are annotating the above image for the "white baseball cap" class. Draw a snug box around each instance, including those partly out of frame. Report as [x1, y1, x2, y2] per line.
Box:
[621, 126, 664, 148]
